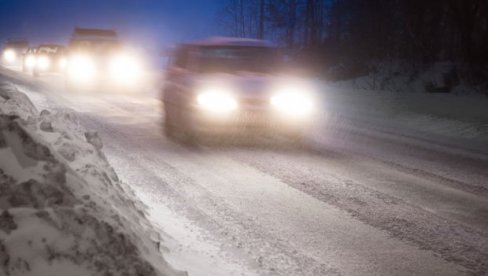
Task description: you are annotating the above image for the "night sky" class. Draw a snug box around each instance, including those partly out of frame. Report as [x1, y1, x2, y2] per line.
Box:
[0, 0, 226, 51]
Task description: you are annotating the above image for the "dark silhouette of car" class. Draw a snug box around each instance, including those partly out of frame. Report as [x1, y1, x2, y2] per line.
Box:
[65, 27, 143, 90]
[1, 39, 29, 67]
[162, 37, 316, 144]
[29, 44, 67, 76]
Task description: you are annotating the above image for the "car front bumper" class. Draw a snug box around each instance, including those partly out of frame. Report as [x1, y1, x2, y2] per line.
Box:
[190, 107, 313, 136]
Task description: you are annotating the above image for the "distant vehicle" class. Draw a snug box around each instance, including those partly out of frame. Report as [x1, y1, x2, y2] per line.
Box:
[1, 39, 29, 66]
[25, 44, 67, 76]
[162, 37, 316, 143]
[65, 27, 143, 90]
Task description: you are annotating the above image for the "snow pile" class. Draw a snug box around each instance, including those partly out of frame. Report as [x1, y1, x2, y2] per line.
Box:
[321, 81, 488, 154]
[332, 62, 486, 95]
[0, 82, 183, 276]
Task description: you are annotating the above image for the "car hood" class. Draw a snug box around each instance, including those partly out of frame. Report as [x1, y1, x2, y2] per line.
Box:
[192, 72, 288, 97]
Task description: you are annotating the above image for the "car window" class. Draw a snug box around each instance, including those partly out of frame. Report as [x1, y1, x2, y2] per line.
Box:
[194, 46, 281, 74]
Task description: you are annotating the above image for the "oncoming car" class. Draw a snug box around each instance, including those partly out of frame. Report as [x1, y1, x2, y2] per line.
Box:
[162, 37, 317, 143]
[1, 39, 29, 67]
[26, 44, 67, 76]
[65, 27, 143, 91]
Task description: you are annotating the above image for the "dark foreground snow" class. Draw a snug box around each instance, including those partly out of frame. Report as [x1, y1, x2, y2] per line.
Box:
[0, 82, 184, 276]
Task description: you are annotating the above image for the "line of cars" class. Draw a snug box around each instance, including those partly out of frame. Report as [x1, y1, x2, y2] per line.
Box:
[1, 28, 144, 90]
[2, 31, 318, 143]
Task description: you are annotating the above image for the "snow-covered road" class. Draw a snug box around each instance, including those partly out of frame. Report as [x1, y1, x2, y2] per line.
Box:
[3, 68, 488, 275]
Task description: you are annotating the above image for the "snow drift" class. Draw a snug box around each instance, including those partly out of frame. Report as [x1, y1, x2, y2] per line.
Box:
[0, 82, 184, 276]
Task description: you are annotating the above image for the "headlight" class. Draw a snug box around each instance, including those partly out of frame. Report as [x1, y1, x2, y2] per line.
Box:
[25, 55, 36, 68]
[271, 85, 315, 118]
[36, 55, 50, 70]
[67, 55, 96, 82]
[196, 88, 238, 113]
[3, 49, 16, 63]
[108, 54, 142, 84]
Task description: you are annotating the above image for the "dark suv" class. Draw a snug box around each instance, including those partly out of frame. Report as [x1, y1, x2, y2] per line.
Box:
[162, 37, 316, 143]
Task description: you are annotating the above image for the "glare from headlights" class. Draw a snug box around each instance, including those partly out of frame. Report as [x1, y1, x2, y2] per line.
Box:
[58, 57, 67, 69]
[67, 55, 96, 82]
[108, 54, 142, 84]
[25, 55, 36, 68]
[196, 89, 238, 113]
[36, 55, 50, 70]
[3, 49, 16, 63]
[271, 89, 314, 118]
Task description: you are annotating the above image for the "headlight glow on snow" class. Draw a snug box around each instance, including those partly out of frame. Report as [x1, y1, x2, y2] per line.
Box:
[108, 54, 142, 84]
[196, 88, 238, 113]
[3, 49, 16, 63]
[68, 54, 97, 82]
[271, 84, 315, 118]
[36, 55, 50, 70]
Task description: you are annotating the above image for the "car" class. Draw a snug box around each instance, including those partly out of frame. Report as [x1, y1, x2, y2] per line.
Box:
[1, 39, 29, 67]
[162, 37, 317, 143]
[65, 27, 143, 90]
[28, 44, 67, 76]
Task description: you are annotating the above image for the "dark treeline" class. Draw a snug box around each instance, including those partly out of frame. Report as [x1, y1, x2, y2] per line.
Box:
[219, 0, 488, 81]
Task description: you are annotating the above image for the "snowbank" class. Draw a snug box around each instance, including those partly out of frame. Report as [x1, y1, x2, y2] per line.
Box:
[331, 62, 486, 95]
[321, 81, 488, 155]
[0, 82, 184, 276]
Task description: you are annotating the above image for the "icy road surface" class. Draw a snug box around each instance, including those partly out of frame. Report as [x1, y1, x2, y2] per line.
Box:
[2, 68, 488, 276]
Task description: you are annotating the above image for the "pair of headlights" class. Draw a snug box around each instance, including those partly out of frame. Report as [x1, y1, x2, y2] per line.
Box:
[67, 54, 142, 84]
[3, 49, 17, 63]
[25, 55, 67, 71]
[196, 86, 315, 118]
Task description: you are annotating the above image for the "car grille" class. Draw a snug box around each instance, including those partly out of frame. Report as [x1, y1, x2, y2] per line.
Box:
[240, 97, 269, 109]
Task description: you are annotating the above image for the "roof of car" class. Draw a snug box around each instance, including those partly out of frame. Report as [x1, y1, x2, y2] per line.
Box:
[189, 37, 276, 48]
[38, 44, 65, 48]
[72, 28, 118, 37]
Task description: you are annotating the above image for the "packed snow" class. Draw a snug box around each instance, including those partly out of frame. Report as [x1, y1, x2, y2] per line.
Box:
[0, 81, 184, 276]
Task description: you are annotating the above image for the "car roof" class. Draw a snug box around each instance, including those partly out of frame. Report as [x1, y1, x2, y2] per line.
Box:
[70, 27, 118, 42]
[188, 37, 276, 48]
[38, 44, 65, 48]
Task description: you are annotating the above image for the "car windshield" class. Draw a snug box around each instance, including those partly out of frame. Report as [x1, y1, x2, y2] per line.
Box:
[195, 46, 281, 74]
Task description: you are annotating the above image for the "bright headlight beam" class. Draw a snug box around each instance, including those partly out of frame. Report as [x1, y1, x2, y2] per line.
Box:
[58, 57, 67, 69]
[25, 55, 36, 68]
[196, 90, 238, 113]
[271, 91, 314, 117]
[3, 49, 16, 63]
[36, 55, 50, 70]
[67, 55, 96, 82]
[109, 54, 142, 84]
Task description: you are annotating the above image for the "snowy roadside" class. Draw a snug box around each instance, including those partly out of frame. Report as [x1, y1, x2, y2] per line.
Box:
[0, 81, 184, 276]
[320, 82, 488, 157]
